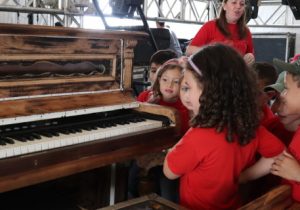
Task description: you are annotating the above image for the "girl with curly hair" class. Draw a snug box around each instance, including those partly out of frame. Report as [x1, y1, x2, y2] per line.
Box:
[163, 44, 284, 210]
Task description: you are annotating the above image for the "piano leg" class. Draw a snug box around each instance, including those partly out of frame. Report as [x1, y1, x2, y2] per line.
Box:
[109, 163, 116, 205]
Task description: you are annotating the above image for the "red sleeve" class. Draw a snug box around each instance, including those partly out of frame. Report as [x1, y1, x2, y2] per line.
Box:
[289, 127, 300, 161]
[167, 129, 200, 175]
[260, 105, 276, 127]
[261, 105, 294, 146]
[257, 126, 285, 158]
[245, 28, 254, 54]
[265, 117, 294, 146]
[190, 21, 214, 47]
[137, 90, 151, 102]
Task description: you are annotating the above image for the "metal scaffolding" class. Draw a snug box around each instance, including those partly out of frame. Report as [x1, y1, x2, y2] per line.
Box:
[0, 0, 299, 27]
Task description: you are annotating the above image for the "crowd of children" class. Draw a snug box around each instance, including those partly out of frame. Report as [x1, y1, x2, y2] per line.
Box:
[130, 41, 300, 209]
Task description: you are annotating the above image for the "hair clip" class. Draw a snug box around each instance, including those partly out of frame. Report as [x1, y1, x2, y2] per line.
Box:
[156, 58, 180, 74]
[188, 55, 202, 76]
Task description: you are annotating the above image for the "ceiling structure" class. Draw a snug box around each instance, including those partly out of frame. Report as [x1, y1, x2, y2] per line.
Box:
[0, 0, 299, 28]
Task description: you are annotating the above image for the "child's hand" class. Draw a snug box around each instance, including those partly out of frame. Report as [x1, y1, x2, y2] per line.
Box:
[271, 151, 300, 182]
[147, 91, 160, 103]
[243, 53, 255, 66]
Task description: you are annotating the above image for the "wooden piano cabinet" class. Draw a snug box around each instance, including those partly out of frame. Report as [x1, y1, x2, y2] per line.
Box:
[98, 193, 188, 210]
[238, 185, 300, 210]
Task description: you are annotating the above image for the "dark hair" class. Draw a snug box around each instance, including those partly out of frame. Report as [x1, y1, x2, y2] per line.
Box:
[216, 0, 248, 39]
[252, 62, 278, 86]
[187, 44, 260, 145]
[149, 49, 178, 65]
[288, 72, 300, 87]
[152, 59, 183, 97]
[156, 21, 165, 27]
[55, 21, 63, 27]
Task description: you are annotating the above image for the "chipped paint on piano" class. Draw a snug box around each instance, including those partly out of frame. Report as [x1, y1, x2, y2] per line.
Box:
[0, 23, 181, 194]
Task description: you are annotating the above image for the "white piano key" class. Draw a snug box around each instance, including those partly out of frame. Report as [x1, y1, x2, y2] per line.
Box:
[48, 141, 55, 149]
[13, 147, 21, 156]
[0, 150, 6, 158]
[6, 148, 14, 158]
[41, 142, 49, 150]
[28, 144, 36, 153]
[20, 145, 29, 154]
[34, 143, 42, 152]
[53, 139, 61, 148]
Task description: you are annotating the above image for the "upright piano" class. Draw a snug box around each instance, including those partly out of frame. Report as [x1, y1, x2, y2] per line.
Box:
[0, 24, 181, 208]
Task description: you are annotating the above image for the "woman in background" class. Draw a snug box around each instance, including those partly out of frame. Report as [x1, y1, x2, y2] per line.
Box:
[186, 0, 255, 65]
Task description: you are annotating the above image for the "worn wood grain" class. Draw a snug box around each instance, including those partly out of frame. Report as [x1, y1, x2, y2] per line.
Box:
[238, 185, 293, 210]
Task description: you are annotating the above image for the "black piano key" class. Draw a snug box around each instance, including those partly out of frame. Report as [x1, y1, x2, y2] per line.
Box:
[73, 128, 82, 133]
[0, 137, 7, 146]
[129, 118, 142, 123]
[12, 136, 27, 142]
[31, 133, 42, 140]
[117, 121, 126, 125]
[91, 125, 98, 130]
[70, 129, 79, 133]
[40, 132, 53, 138]
[68, 128, 82, 133]
[104, 122, 114, 127]
[25, 135, 35, 141]
[50, 131, 60, 137]
[60, 129, 71, 135]
[97, 123, 106, 128]
[82, 127, 92, 131]
[2, 137, 14, 144]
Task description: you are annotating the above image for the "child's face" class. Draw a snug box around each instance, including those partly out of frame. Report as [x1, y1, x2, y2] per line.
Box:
[180, 70, 203, 116]
[159, 68, 181, 103]
[149, 62, 161, 84]
[280, 73, 300, 116]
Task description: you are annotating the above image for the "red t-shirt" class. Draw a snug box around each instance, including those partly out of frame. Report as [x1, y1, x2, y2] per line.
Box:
[166, 126, 284, 210]
[287, 126, 300, 202]
[137, 90, 190, 134]
[190, 20, 254, 55]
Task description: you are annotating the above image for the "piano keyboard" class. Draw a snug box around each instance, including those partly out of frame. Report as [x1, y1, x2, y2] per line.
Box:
[0, 110, 170, 159]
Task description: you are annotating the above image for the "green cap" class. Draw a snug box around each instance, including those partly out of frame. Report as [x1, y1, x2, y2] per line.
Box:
[273, 58, 300, 75]
[264, 71, 286, 93]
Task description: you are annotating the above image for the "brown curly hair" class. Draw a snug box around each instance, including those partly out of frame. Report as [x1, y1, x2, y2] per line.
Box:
[187, 44, 260, 145]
